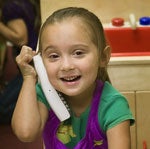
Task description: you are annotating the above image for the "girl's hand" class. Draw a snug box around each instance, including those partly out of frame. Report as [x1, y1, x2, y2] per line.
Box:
[16, 45, 37, 79]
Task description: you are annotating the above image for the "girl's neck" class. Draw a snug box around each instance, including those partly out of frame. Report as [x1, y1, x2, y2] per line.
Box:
[66, 82, 96, 117]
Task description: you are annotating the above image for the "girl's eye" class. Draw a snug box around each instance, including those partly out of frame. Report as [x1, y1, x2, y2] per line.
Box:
[48, 53, 59, 60]
[74, 50, 84, 56]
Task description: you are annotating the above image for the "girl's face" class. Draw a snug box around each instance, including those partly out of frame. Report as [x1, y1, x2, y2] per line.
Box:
[41, 18, 101, 97]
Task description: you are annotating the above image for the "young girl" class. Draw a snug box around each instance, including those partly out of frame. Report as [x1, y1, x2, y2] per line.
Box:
[12, 7, 134, 149]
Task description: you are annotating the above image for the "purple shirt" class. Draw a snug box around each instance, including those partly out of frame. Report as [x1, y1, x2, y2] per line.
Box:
[2, 0, 38, 50]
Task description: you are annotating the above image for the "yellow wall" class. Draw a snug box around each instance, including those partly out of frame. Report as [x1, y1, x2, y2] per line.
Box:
[40, 0, 150, 24]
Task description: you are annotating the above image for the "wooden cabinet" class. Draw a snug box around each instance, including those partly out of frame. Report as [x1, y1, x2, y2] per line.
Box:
[108, 56, 150, 149]
[136, 91, 150, 149]
[122, 92, 136, 149]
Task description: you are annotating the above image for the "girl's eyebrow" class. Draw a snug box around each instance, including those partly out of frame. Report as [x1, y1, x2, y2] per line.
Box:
[43, 45, 56, 52]
[72, 44, 89, 48]
[43, 43, 90, 52]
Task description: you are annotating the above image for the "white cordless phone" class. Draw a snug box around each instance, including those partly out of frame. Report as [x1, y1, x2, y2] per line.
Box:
[33, 54, 70, 122]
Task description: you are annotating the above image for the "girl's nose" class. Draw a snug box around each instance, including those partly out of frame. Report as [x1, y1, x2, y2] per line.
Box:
[61, 56, 74, 71]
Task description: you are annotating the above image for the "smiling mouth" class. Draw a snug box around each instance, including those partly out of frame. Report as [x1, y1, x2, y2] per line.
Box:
[61, 76, 81, 82]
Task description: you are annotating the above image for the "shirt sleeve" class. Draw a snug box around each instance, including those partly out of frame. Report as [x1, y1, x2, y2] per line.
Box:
[36, 83, 50, 109]
[98, 86, 135, 132]
[2, 1, 24, 23]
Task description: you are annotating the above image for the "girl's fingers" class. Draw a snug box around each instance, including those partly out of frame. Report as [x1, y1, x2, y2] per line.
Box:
[16, 46, 37, 77]
[16, 46, 35, 65]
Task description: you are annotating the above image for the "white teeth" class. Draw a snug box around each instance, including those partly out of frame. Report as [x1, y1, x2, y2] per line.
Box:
[64, 76, 77, 81]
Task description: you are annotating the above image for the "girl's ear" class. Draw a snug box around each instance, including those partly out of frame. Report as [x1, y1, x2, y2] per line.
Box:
[100, 46, 111, 67]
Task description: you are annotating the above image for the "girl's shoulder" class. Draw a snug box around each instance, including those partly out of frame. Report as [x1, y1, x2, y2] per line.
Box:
[99, 81, 134, 132]
[101, 81, 126, 102]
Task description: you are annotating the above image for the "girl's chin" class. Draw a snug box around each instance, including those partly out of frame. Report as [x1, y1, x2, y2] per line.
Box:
[60, 89, 81, 97]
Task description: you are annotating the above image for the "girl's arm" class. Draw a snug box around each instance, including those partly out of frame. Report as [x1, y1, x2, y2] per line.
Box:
[11, 46, 48, 142]
[107, 120, 131, 149]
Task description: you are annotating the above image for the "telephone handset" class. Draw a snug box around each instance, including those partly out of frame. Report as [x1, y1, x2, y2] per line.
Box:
[33, 54, 70, 122]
